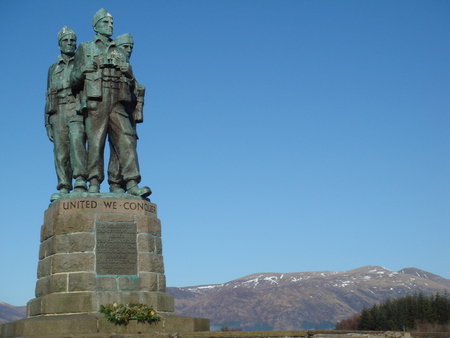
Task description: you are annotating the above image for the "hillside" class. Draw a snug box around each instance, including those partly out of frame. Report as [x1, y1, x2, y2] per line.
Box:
[0, 302, 26, 324]
[167, 266, 450, 331]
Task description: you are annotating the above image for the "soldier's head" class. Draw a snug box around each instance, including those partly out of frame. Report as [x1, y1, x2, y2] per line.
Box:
[92, 8, 113, 37]
[114, 33, 134, 59]
[58, 26, 77, 56]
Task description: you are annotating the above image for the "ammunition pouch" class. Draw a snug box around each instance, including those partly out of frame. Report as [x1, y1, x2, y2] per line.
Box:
[133, 84, 145, 123]
[85, 71, 102, 99]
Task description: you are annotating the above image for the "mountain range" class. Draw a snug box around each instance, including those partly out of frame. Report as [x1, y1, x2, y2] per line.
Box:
[1, 266, 449, 330]
[166, 266, 450, 331]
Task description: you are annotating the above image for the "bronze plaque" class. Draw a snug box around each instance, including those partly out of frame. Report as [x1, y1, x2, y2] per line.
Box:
[96, 221, 137, 275]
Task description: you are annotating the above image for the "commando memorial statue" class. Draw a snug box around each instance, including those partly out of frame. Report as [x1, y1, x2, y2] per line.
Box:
[47, 8, 151, 202]
[0, 7, 209, 337]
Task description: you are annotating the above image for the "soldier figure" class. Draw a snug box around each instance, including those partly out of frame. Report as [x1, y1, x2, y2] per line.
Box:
[107, 33, 146, 193]
[46, 26, 87, 202]
[70, 9, 151, 197]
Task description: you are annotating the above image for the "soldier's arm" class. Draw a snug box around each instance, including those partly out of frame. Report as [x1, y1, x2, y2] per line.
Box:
[70, 43, 93, 90]
[45, 65, 51, 118]
[45, 65, 55, 142]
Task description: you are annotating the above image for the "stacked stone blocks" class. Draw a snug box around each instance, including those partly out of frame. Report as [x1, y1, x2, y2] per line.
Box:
[27, 196, 174, 317]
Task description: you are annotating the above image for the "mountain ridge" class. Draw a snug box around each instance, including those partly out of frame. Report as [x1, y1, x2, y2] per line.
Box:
[167, 266, 450, 330]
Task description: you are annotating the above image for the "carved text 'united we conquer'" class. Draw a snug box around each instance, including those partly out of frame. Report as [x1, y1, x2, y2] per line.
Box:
[58, 198, 157, 215]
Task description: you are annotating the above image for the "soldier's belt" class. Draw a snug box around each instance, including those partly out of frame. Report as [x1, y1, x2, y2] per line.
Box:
[57, 96, 76, 105]
[55, 89, 75, 104]
[56, 88, 73, 98]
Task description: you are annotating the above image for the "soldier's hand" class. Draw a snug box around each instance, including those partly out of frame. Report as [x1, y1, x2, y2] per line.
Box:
[120, 63, 129, 72]
[83, 62, 98, 73]
[46, 125, 54, 142]
[120, 63, 132, 77]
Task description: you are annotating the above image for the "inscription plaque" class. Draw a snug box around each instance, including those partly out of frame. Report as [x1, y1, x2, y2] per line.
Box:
[96, 221, 137, 275]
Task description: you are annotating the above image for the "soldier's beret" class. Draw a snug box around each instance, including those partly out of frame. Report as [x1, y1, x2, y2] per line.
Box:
[57, 26, 76, 43]
[114, 33, 134, 46]
[92, 8, 112, 29]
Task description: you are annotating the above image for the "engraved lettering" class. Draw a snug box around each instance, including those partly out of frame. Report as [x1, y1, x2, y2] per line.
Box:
[60, 199, 99, 210]
[58, 199, 153, 214]
[104, 201, 113, 209]
[96, 221, 137, 275]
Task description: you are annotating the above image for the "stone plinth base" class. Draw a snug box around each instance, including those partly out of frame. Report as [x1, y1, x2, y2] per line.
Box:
[0, 313, 210, 337]
[29, 196, 173, 316]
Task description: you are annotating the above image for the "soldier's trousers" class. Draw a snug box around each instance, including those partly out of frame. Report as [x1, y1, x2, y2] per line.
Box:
[107, 110, 138, 187]
[50, 101, 87, 190]
[85, 86, 141, 185]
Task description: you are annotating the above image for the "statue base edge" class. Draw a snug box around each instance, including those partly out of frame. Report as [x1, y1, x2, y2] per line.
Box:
[0, 312, 210, 337]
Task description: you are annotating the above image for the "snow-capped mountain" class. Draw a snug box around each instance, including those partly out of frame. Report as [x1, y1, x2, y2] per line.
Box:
[167, 266, 450, 331]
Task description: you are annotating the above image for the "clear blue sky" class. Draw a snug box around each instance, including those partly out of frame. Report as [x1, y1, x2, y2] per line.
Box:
[0, 0, 448, 306]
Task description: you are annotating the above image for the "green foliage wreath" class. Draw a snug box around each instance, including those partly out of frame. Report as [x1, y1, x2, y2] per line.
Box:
[100, 303, 161, 325]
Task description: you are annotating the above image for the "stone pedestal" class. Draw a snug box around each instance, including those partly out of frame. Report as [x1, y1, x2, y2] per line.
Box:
[0, 195, 209, 337]
[28, 195, 173, 316]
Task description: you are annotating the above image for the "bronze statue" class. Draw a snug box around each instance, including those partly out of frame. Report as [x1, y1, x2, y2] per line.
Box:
[107, 33, 146, 193]
[45, 26, 87, 202]
[70, 9, 151, 198]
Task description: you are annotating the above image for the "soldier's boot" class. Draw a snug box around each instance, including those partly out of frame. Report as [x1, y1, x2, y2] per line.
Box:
[88, 178, 100, 193]
[74, 176, 87, 192]
[110, 183, 125, 194]
[126, 180, 151, 198]
[50, 187, 70, 202]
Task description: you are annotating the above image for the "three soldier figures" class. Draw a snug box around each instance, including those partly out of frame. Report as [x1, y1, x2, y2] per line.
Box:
[45, 9, 151, 202]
